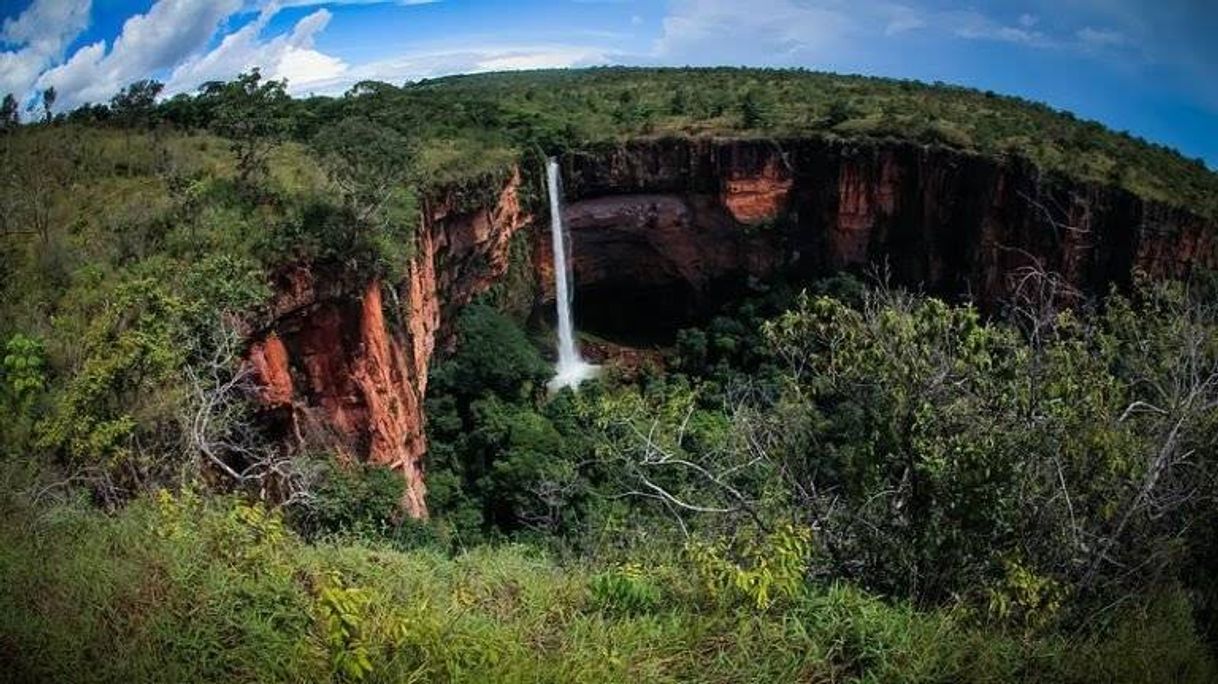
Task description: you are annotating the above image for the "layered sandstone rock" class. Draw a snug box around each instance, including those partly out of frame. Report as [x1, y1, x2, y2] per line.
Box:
[247, 170, 530, 518]
[251, 138, 1217, 517]
[722, 157, 794, 225]
[555, 138, 1216, 309]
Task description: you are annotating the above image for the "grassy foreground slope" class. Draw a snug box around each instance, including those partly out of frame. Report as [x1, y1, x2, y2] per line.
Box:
[1, 478, 1212, 684]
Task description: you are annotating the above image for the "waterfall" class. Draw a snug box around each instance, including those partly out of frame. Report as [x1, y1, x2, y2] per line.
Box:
[545, 157, 597, 392]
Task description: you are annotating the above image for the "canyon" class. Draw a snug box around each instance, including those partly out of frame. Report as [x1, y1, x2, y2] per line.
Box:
[246, 137, 1218, 517]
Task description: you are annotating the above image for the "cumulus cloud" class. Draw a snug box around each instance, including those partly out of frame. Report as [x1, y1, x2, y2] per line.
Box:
[0, 0, 91, 101]
[296, 45, 609, 95]
[167, 7, 346, 95]
[1, 0, 91, 50]
[2, 0, 587, 107]
[37, 0, 242, 109]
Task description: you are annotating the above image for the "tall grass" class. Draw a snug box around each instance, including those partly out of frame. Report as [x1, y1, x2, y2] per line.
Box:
[0, 480, 1212, 683]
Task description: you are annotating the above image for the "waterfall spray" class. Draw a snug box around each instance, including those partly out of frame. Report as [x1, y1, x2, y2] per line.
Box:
[545, 157, 597, 392]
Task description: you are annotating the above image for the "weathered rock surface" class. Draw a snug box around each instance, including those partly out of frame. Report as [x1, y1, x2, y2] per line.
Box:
[545, 138, 1215, 312]
[251, 138, 1217, 516]
[247, 170, 530, 518]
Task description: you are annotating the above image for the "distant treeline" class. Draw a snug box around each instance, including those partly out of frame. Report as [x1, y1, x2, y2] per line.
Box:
[3, 66, 1216, 215]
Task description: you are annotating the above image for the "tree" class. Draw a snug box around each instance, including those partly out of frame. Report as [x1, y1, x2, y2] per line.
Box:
[424, 304, 567, 536]
[66, 103, 110, 125]
[0, 333, 47, 455]
[181, 323, 309, 505]
[201, 69, 289, 186]
[739, 90, 768, 129]
[110, 79, 163, 128]
[0, 94, 18, 132]
[824, 99, 856, 127]
[750, 280, 1218, 619]
[41, 87, 56, 124]
[668, 87, 689, 116]
[311, 116, 416, 229]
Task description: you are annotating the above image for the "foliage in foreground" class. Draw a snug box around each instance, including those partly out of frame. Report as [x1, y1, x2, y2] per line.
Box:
[0, 482, 1212, 684]
[416, 276, 1218, 640]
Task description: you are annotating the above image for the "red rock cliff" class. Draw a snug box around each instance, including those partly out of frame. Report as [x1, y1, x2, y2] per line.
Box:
[549, 138, 1216, 315]
[248, 169, 530, 518]
[252, 138, 1216, 516]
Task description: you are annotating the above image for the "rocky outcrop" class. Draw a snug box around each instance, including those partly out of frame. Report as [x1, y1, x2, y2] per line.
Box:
[550, 138, 1217, 318]
[722, 157, 794, 225]
[247, 170, 531, 518]
[250, 137, 1217, 516]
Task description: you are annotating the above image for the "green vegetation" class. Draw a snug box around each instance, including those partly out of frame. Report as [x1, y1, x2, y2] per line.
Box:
[2, 67, 1218, 680]
[343, 68, 1216, 215]
[2, 478, 1213, 683]
[17, 66, 1218, 212]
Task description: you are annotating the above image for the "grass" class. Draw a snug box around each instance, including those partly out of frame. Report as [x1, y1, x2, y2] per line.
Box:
[0, 475, 1212, 683]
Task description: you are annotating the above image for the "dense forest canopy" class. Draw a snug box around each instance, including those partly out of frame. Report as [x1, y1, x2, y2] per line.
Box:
[1, 67, 1217, 682]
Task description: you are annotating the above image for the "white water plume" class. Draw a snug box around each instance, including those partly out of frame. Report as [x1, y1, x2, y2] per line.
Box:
[545, 157, 598, 392]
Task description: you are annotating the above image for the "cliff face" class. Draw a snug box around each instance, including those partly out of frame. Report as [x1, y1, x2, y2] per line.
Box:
[546, 138, 1216, 318]
[252, 138, 1217, 516]
[247, 170, 530, 518]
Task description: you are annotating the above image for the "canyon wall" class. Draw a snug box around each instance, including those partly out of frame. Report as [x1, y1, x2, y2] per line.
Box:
[247, 170, 531, 518]
[252, 138, 1218, 517]
[543, 138, 1215, 320]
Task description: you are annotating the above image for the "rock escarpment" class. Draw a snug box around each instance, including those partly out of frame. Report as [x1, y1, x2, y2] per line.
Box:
[543, 138, 1215, 321]
[247, 170, 530, 518]
[252, 138, 1218, 517]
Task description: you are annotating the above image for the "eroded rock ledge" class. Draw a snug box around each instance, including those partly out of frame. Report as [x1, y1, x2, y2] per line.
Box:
[247, 169, 530, 518]
[545, 138, 1215, 310]
[250, 138, 1218, 517]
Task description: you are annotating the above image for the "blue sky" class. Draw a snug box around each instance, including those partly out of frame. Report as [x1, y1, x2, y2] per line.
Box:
[1, 0, 1214, 166]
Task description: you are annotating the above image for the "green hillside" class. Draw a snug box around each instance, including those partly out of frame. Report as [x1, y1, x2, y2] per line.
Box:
[2, 67, 1217, 682]
[293, 67, 1218, 215]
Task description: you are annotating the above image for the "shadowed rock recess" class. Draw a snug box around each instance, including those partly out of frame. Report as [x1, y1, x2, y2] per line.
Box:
[249, 138, 1217, 517]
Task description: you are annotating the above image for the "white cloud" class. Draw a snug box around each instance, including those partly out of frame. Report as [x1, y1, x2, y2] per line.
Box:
[293, 45, 609, 95]
[0, 0, 91, 100]
[37, 0, 242, 109]
[242, 0, 437, 8]
[949, 10, 1052, 47]
[1076, 26, 1126, 48]
[2, 0, 91, 50]
[167, 7, 346, 95]
[654, 0, 856, 64]
[647, 1, 1141, 68]
[473, 46, 609, 72]
[884, 5, 925, 36]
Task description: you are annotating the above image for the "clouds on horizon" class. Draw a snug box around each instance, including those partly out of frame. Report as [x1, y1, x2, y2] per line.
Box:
[0, 0, 91, 100]
[0, 0, 1213, 154]
[1, 0, 622, 107]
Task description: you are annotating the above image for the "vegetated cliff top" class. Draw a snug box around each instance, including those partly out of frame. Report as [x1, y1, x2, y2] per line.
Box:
[300, 67, 1216, 217]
